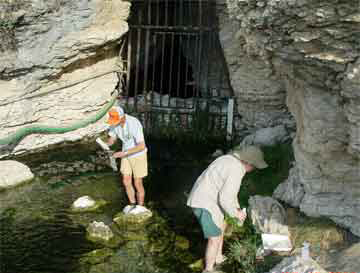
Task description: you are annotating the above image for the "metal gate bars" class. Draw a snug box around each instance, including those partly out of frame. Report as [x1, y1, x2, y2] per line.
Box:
[120, 0, 234, 139]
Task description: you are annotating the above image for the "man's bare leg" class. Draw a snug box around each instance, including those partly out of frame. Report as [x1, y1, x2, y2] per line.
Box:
[122, 175, 136, 204]
[204, 235, 221, 272]
[215, 221, 227, 264]
[134, 178, 145, 205]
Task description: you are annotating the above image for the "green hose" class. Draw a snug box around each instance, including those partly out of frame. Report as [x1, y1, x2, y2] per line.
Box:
[0, 95, 117, 147]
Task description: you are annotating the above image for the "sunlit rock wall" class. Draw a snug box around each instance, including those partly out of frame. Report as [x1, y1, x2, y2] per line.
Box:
[0, 0, 130, 156]
[219, 0, 360, 236]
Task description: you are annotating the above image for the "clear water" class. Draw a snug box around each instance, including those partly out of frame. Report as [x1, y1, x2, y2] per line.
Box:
[0, 173, 128, 273]
[0, 165, 205, 273]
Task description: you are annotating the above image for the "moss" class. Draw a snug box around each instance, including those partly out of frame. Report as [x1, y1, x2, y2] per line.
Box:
[287, 209, 345, 255]
[86, 232, 124, 249]
[188, 258, 204, 271]
[123, 230, 149, 241]
[175, 235, 190, 250]
[113, 211, 153, 231]
[80, 248, 114, 265]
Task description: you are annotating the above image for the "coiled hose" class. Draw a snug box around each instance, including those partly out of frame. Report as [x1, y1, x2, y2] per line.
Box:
[0, 94, 116, 148]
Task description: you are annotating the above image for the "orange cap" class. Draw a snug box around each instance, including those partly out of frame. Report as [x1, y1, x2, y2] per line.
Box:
[106, 107, 124, 125]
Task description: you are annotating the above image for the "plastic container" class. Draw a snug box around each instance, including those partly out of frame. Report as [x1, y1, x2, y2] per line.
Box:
[301, 241, 310, 260]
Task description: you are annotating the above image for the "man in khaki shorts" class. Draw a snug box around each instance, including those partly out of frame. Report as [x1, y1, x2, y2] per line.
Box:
[105, 106, 149, 214]
[187, 145, 268, 273]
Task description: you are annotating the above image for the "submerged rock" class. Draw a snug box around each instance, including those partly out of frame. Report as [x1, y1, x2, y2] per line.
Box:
[113, 210, 153, 230]
[86, 221, 123, 248]
[0, 160, 34, 190]
[82, 210, 196, 273]
[80, 248, 115, 265]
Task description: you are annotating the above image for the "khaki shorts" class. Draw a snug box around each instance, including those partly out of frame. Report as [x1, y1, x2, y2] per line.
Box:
[120, 152, 148, 178]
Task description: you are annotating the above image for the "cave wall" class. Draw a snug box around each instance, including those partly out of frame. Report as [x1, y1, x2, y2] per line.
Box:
[218, 0, 360, 236]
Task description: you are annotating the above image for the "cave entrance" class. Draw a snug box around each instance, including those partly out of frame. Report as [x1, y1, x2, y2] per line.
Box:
[120, 0, 235, 138]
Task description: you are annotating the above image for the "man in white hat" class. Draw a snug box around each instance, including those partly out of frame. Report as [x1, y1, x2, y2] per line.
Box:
[105, 106, 149, 214]
[186, 145, 268, 273]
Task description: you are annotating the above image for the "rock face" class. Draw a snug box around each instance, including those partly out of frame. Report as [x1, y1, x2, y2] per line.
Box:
[220, 0, 360, 236]
[321, 242, 360, 273]
[240, 125, 289, 147]
[218, 4, 294, 131]
[0, 160, 34, 190]
[0, 0, 130, 156]
[273, 166, 305, 207]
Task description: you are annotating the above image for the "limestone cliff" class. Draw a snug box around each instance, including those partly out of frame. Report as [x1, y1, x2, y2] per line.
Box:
[0, 0, 130, 156]
[220, 0, 360, 236]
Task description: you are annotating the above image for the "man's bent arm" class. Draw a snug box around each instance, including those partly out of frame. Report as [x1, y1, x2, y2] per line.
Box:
[125, 142, 146, 156]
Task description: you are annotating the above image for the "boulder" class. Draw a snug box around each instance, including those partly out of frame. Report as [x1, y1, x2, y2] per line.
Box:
[0, 160, 34, 190]
[248, 195, 290, 236]
[113, 210, 153, 231]
[267, 255, 327, 273]
[86, 221, 123, 248]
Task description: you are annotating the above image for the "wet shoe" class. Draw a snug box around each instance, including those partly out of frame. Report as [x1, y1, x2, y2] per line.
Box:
[122, 204, 136, 214]
[129, 205, 150, 214]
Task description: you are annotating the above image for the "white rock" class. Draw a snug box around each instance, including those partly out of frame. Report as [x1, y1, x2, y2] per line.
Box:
[87, 221, 114, 241]
[0, 160, 34, 190]
[73, 196, 96, 209]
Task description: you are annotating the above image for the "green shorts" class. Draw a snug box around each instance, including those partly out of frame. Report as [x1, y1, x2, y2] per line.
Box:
[192, 207, 222, 238]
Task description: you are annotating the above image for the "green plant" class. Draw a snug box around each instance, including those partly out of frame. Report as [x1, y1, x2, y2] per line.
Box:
[227, 235, 259, 273]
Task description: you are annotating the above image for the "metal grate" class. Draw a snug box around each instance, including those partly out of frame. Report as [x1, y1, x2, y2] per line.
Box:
[119, 0, 235, 138]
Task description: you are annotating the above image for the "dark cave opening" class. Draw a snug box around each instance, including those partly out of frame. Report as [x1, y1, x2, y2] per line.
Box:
[127, 33, 197, 99]
[122, 0, 219, 101]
